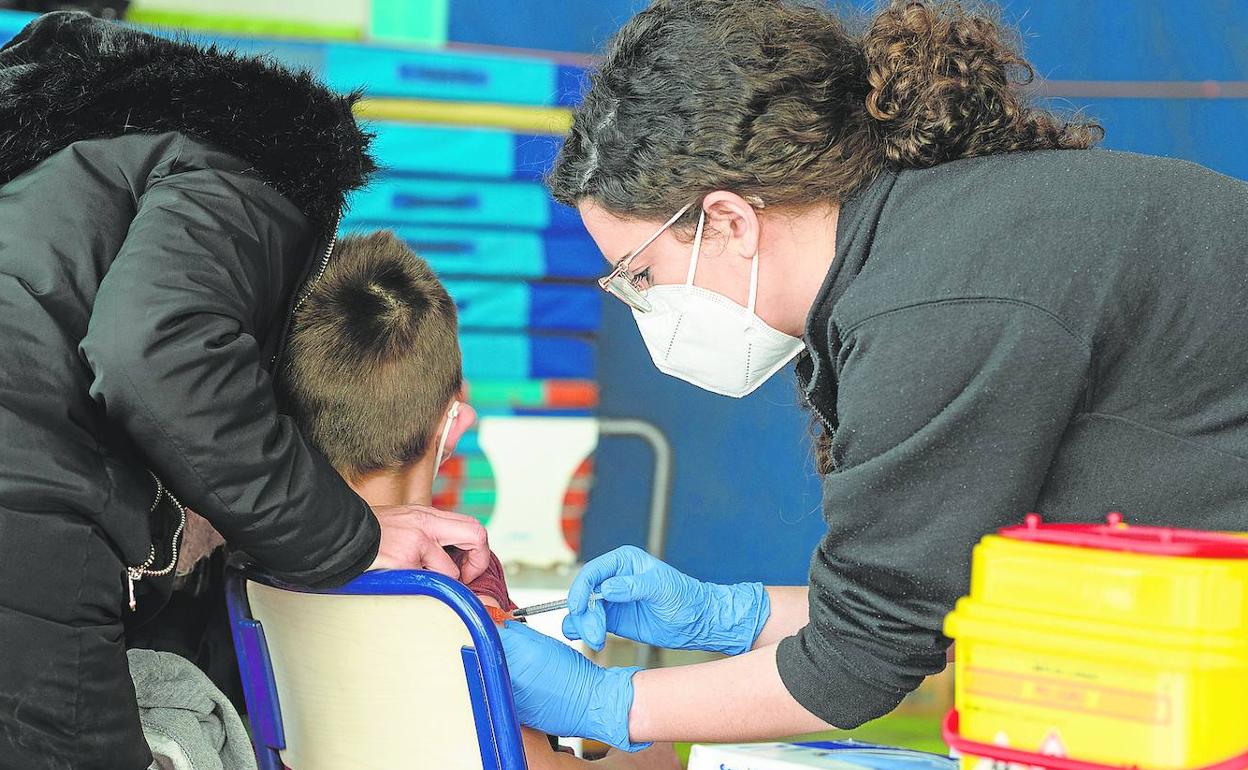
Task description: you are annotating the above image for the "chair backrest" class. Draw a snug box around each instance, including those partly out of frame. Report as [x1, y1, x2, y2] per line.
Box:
[225, 569, 526, 770]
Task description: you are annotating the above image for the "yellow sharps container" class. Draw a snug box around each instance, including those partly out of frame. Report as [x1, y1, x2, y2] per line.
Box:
[942, 513, 1248, 770]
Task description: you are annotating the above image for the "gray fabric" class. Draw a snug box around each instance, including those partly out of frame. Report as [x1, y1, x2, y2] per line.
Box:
[128, 649, 258, 770]
[779, 148, 1248, 728]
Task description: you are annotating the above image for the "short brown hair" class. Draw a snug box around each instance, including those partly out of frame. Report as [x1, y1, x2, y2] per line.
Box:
[281, 231, 462, 479]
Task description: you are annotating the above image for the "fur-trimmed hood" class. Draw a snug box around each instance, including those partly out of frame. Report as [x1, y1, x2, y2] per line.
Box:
[0, 11, 376, 235]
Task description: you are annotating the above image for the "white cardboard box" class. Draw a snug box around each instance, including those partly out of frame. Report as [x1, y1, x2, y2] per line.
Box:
[687, 742, 957, 770]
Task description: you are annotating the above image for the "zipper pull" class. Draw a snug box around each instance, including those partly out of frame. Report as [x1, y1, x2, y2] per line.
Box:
[126, 567, 142, 611]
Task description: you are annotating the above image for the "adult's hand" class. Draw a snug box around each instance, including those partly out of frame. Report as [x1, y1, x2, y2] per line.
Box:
[368, 503, 490, 582]
[499, 621, 648, 752]
[563, 545, 770, 655]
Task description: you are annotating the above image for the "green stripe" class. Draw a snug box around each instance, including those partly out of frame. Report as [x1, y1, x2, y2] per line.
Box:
[369, 0, 449, 47]
[470, 379, 546, 407]
[462, 489, 497, 507]
[126, 9, 361, 40]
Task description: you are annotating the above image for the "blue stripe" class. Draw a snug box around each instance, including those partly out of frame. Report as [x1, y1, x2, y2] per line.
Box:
[547, 200, 583, 232]
[441, 280, 600, 332]
[555, 65, 589, 107]
[544, 232, 601, 278]
[445, 280, 531, 330]
[208, 35, 329, 75]
[1012, 0, 1248, 82]
[531, 336, 595, 379]
[389, 225, 546, 277]
[511, 133, 564, 180]
[324, 44, 559, 105]
[345, 178, 553, 229]
[461, 333, 530, 379]
[513, 407, 594, 418]
[461, 333, 594, 379]
[458, 431, 481, 455]
[371, 122, 516, 179]
[471, 407, 596, 418]
[1066, 97, 1248, 181]
[384, 225, 600, 279]
[529, 284, 601, 332]
[0, 10, 35, 43]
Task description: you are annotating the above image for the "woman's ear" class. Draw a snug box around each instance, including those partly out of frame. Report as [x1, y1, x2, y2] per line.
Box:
[702, 190, 762, 260]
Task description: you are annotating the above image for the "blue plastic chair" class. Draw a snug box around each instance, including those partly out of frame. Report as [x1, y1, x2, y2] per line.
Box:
[225, 567, 527, 770]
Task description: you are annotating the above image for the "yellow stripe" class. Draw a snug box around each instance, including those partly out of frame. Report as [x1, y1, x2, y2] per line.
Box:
[126, 10, 362, 41]
[355, 98, 573, 135]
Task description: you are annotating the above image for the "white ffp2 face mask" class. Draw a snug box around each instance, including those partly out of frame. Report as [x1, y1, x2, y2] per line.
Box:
[632, 210, 805, 398]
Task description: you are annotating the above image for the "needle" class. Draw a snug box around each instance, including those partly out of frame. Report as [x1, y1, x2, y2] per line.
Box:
[511, 592, 603, 618]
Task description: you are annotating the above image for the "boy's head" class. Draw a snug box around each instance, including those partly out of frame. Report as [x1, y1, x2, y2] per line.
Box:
[281, 231, 474, 483]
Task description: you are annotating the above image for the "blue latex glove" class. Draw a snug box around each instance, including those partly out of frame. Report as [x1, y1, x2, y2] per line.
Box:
[498, 621, 649, 752]
[561, 545, 770, 655]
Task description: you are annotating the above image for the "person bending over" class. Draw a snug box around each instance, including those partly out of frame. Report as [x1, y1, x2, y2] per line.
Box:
[0, 14, 488, 766]
[180, 231, 677, 769]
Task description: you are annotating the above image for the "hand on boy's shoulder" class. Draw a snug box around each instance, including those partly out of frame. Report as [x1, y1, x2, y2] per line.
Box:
[368, 502, 491, 581]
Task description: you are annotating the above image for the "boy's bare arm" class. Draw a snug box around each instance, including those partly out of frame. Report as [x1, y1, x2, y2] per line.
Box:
[591, 744, 681, 769]
[521, 729, 680, 770]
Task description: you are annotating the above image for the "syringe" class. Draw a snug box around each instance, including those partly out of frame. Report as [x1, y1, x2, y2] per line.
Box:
[511, 592, 603, 618]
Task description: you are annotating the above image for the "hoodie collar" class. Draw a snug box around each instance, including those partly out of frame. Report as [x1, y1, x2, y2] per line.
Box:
[796, 170, 898, 420]
[0, 11, 376, 237]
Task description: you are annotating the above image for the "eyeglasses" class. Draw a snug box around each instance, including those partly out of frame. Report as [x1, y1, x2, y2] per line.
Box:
[597, 202, 694, 313]
[596, 197, 764, 313]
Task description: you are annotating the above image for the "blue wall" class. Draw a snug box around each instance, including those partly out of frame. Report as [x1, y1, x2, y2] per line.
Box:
[449, 1, 646, 55]
[451, 0, 1248, 584]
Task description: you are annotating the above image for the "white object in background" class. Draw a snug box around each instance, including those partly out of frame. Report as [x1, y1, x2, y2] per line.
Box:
[478, 416, 598, 568]
[687, 743, 958, 770]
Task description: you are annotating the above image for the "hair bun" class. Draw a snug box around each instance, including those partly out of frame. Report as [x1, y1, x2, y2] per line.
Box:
[861, 0, 1099, 167]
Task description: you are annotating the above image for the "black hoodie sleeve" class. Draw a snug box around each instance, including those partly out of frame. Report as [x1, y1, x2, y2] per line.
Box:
[776, 298, 1091, 727]
[80, 139, 379, 588]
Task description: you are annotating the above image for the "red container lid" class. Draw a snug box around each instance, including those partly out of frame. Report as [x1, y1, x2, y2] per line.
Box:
[999, 512, 1248, 559]
[942, 710, 1248, 770]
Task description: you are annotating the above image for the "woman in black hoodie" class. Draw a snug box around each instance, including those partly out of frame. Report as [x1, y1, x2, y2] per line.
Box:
[497, 0, 1248, 755]
[0, 13, 490, 768]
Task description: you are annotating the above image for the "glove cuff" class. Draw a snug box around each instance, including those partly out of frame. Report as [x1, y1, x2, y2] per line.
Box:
[708, 581, 770, 655]
[589, 665, 652, 752]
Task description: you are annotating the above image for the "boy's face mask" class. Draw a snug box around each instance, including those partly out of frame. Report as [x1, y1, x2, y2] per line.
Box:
[434, 400, 461, 467]
[632, 208, 806, 398]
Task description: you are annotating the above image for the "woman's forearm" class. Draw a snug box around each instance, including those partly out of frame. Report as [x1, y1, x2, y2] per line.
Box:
[627, 643, 830, 743]
[753, 586, 809, 648]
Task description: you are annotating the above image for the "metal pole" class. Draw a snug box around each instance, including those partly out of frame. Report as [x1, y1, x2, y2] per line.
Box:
[596, 418, 673, 667]
[596, 418, 672, 561]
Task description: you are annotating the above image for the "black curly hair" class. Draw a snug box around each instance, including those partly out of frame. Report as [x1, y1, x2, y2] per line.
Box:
[550, 0, 1103, 473]
[550, 0, 1101, 221]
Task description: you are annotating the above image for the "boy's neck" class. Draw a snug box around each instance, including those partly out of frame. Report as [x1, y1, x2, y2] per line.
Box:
[348, 458, 437, 508]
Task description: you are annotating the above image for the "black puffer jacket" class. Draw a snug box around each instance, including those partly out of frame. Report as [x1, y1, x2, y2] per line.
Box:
[0, 12, 381, 598]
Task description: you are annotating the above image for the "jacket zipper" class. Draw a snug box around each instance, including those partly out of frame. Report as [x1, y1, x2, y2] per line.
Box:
[291, 222, 338, 317]
[126, 472, 188, 611]
[270, 216, 340, 368]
